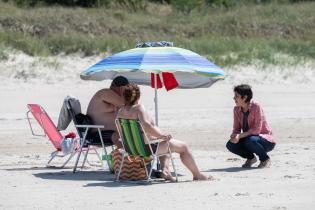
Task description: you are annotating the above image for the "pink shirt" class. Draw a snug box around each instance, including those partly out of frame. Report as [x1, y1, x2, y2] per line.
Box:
[231, 101, 275, 143]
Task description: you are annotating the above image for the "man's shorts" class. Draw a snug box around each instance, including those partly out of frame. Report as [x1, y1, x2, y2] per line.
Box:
[88, 130, 115, 145]
[150, 143, 158, 154]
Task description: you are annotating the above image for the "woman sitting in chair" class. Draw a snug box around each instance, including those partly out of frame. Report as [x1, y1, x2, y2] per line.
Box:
[116, 83, 211, 181]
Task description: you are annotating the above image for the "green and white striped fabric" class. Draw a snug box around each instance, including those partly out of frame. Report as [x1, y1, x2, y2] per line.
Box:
[119, 119, 152, 157]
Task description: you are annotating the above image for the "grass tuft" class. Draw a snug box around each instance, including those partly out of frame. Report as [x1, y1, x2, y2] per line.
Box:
[0, 2, 315, 66]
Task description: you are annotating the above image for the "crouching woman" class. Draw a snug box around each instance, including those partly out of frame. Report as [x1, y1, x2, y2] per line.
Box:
[227, 84, 276, 168]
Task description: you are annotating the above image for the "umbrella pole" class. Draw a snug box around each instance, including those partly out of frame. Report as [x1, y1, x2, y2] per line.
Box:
[154, 73, 159, 126]
[154, 73, 161, 174]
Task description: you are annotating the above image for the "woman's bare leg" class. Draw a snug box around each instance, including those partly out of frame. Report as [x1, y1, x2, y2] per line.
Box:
[157, 139, 209, 180]
[159, 155, 170, 171]
[158, 155, 176, 182]
[157, 144, 175, 182]
[111, 132, 122, 148]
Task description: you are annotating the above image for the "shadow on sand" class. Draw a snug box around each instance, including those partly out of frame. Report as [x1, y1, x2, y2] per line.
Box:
[5, 166, 74, 171]
[203, 167, 258, 173]
[4, 166, 186, 187]
[5, 166, 186, 187]
[33, 170, 115, 181]
[83, 179, 188, 188]
[33, 170, 187, 187]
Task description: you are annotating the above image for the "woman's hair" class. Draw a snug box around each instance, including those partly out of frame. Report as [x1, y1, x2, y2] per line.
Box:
[234, 84, 253, 103]
[123, 83, 141, 106]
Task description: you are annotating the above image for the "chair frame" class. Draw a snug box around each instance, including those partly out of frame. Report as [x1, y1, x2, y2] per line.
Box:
[115, 118, 178, 182]
[65, 100, 114, 173]
[26, 104, 76, 168]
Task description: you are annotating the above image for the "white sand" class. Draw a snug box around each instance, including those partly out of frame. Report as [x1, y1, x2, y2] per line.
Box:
[0, 53, 315, 209]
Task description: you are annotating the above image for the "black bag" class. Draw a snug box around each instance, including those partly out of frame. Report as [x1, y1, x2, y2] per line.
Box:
[74, 113, 93, 134]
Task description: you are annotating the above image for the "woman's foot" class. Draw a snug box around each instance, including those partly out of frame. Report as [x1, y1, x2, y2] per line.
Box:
[242, 156, 257, 168]
[258, 158, 271, 168]
[193, 173, 214, 181]
[161, 170, 176, 182]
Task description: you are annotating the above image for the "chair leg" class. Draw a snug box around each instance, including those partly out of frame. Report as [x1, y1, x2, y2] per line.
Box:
[47, 151, 58, 166]
[100, 144, 111, 172]
[116, 152, 126, 181]
[97, 128, 113, 172]
[73, 128, 90, 173]
[84, 148, 103, 167]
[73, 149, 82, 173]
[94, 148, 102, 162]
[61, 151, 76, 168]
[100, 146, 115, 174]
[81, 146, 90, 169]
[142, 158, 149, 179]
[103, 147, 113, 172]
[168, 147, 178, 182]
[89, 148, 103, 167]
[147, 156, 156, 182]
[73, 140, 85, 173]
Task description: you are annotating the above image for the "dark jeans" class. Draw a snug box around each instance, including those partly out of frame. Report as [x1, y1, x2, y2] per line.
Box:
[226, 135, 275, 161]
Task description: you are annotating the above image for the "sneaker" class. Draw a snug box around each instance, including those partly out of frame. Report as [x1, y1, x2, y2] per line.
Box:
[258, 158, 271, 168]
[242, 157, 257, 168]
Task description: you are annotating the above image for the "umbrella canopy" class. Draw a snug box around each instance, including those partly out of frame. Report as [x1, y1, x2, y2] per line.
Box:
[81, 46, 225, 126]
[80, 47, 225, 88]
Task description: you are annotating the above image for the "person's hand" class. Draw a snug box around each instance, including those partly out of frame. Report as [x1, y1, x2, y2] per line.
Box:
[230, 134, 240, 144]
[161, 134, 172, 141]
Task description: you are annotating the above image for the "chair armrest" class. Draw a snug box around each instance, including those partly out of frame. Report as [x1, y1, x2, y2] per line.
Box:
[75, 125, 104, 129]
[149, 139, 163, 144]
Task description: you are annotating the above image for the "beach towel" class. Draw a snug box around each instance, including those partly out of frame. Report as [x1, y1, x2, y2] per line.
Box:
[150, 73, 163, 89]
[162, 72, 179, 91]
[136, 41, 173, 48]
[57, 96, 81, 131]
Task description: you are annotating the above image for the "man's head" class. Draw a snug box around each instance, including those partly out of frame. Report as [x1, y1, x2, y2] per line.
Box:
[110, 76, 129, 95]
[110, 76, 129, 88]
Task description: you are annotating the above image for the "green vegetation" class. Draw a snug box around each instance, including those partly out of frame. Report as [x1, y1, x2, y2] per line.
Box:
[0, 1, 314, 66]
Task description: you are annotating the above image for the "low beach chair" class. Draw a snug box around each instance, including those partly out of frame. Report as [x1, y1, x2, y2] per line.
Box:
[115, 118, 178, 182]
[65, 99, 115, 173]
[26, 104, 76, 168]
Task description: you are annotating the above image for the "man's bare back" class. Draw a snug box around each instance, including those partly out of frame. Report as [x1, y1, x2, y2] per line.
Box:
[87, 88, 124, 131]
[86, 76, 129, 148]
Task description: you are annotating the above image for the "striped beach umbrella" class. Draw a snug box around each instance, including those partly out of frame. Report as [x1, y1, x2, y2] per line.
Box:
[80, 46, 225, 125]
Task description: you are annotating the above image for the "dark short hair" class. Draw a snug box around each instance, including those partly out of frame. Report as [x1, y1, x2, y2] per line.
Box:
[234, 84, 253, 103]
[111, 76, 129, 88]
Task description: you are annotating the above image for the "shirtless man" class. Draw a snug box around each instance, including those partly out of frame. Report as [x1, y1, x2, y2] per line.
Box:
[87, 76, 129, 147]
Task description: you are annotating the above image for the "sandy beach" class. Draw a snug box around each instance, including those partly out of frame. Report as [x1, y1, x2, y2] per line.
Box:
[0, 54, 315, 210]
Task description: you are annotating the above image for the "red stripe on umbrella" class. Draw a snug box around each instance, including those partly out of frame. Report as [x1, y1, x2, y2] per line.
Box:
[150, 72, 179, 91]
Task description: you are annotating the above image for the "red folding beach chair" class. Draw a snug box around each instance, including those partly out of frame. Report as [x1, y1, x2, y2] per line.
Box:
[26, 104, 77, 168]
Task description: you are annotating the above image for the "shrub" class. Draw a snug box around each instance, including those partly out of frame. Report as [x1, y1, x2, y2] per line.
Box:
[206, 0, 236, 8]
[115, 0, 147, 11]
[3, 0, 111, 7]
[171, 0, 203, 13]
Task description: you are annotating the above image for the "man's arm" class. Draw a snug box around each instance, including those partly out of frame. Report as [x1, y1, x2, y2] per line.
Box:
[101, 89, 125, 108]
